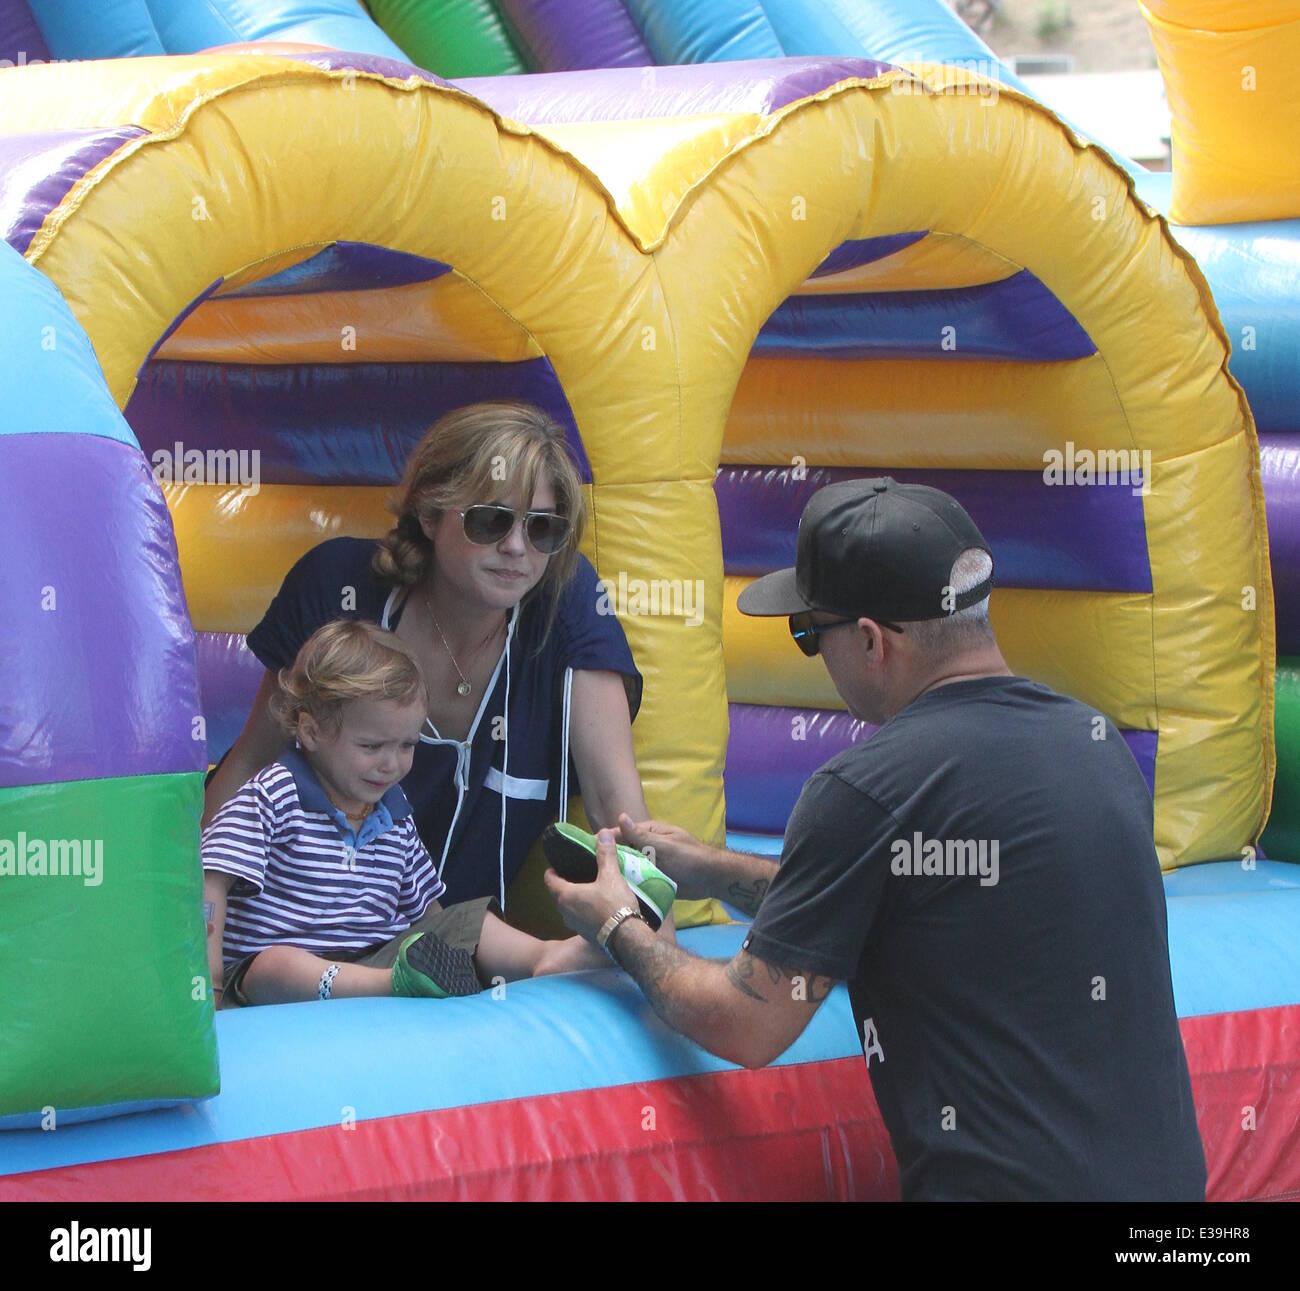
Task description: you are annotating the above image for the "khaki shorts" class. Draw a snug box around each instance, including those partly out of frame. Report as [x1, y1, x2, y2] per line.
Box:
[222, 896, 500, 1007]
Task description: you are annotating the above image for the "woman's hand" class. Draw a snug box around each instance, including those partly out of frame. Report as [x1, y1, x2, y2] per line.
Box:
[613, 813, 723, 902]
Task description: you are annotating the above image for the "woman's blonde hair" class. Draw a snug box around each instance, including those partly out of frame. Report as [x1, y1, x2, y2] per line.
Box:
[372, 401, 587, 641]
[271, 620, 428, 737]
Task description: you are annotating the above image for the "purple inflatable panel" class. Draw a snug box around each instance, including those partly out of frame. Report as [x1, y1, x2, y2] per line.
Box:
[716, 465, 1153, 593]
[195, 632, 264, 764]
[1261, 433, 1300, 655]
[124, 356, 592, 486]
[454, 55, 894, 124]
[0, 0, 50, 67]
[0, 127, 145, 255]
[219, 243, 452, 298]
[812, 233, 925, 277]
[498, 0, 651, 70]
[724, 703, 1158, 833]
[0, 434, 205, 789]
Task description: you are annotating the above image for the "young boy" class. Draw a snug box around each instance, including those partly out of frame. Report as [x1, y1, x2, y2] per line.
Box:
[202, 619, 613, 1006]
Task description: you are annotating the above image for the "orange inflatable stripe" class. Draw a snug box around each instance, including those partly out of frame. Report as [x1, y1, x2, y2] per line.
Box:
[161, 274, 542, 364]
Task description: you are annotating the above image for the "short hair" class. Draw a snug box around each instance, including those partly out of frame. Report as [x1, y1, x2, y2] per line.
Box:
[902, 548, 995, 656]
[270, 620, 428, 737]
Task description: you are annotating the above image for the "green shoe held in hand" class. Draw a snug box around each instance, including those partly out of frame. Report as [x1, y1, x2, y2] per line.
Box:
[542, 821, 678, 930]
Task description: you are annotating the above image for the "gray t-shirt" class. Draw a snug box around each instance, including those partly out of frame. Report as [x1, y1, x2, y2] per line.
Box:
[744, 675, 1206, 1201]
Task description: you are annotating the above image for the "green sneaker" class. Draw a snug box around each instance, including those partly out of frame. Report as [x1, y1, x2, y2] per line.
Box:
[542, 821, 678, 930]
[390, 932, 481, 999]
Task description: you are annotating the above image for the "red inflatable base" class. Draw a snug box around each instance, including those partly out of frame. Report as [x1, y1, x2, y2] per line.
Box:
[5, 1006, 1297, 1202]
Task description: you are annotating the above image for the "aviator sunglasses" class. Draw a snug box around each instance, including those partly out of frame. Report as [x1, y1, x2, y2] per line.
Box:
[788, 610, 903, 658]
[460, 503, 571, 555]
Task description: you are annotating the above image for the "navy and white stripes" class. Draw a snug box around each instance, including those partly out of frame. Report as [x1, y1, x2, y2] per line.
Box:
[202, 756, 445, 969]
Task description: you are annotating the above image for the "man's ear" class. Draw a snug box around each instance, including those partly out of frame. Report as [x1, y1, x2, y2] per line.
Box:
[858, 618, 887, 665]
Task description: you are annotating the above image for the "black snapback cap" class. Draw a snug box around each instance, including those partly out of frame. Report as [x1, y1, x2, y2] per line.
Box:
[736, 478, 994, 621]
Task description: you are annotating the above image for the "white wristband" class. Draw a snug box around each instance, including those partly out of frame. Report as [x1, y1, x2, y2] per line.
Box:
[318, 963, 341, 1000]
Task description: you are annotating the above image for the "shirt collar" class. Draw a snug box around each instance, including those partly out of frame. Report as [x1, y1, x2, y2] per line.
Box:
[277, 746, 413, 837]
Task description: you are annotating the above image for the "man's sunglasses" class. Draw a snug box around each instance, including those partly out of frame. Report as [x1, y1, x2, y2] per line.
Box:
[788, 611, 903, 658]
[460, 504, 571, 555]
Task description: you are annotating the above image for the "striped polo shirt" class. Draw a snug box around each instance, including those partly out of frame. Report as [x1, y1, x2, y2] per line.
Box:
[202, 747, 446, 969]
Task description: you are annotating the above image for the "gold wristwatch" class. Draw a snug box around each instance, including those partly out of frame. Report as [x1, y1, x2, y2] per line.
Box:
[596, 905, 644, 959]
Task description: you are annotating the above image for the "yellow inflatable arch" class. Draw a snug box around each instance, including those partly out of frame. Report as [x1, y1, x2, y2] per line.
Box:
[2, 54, 1272, 901]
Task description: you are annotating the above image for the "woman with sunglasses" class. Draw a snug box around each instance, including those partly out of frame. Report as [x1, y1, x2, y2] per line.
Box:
[203, 401, 652, 924]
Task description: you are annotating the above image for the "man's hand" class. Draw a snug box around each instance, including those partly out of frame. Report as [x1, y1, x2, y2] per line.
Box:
[614, 813, 721, 901]
[616, 813, 778, 917]
[544, 828, 641, 943]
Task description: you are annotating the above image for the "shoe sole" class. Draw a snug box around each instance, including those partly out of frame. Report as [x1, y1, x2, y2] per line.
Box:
[541, 823, 667, 930]
[396, 932, 481, 998]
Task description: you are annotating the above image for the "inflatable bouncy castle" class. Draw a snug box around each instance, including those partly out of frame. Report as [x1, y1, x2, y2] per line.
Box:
[1, 0, 1298, 1201]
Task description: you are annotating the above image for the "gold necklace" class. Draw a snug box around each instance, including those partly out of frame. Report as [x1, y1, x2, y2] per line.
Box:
[425, 590, 473, 696]
[424, 591, 504, 697]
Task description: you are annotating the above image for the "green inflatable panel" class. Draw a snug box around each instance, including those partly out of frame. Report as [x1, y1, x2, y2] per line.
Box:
[1262, 658, 1300, 861]
[365, 0, 527, 76]
[0, 771, 218, 1121]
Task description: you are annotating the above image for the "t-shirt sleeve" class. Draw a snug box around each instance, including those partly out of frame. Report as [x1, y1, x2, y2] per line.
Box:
[396, 820, 447, 923]
[742, 769, 899, 981]
[245, 539, 368, 674]
[552, 555, 643, 720]
[200, 774, 279, 897]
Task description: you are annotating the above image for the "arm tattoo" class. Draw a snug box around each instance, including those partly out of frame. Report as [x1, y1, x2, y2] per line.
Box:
[725, 877, 770, 917]
[725, 955, 768, 1002]
[775, 963, 837, 1003]
[609, 920, 692, 1020]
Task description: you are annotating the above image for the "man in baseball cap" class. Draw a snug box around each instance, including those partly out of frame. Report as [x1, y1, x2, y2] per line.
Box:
[548, 479, 1205, 1202]
[735, 477, 1001, 726]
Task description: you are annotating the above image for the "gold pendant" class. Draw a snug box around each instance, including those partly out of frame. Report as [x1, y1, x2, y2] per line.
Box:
[457, 680, 471, 696]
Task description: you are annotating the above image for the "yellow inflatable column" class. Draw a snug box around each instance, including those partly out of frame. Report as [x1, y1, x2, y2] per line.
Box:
[1140, 1, 1300, 222]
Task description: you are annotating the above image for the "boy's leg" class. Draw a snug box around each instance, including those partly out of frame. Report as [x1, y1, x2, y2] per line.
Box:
[357, 897, 499, 975]
[477, 914, 611, 980]
[357, 899, 610, 982]
[237, 944, 392, 1005]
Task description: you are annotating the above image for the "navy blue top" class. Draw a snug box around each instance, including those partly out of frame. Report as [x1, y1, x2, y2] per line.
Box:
[246, 538, 641, 909]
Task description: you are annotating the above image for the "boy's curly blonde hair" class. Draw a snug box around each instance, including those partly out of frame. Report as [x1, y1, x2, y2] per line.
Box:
[270, 620, 428, 737]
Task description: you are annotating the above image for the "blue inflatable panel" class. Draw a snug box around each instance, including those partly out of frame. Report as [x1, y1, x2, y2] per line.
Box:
[0, 925, 859, 1173]
[817, 0, 1030, 93]
[26, 0, 164, 59]
[754, 271, 1097, 362]
[726, 830, 783, 856]
[145, 0, 410, 61]
[623, 0, 785, 65]
[1134, 170, 1300, 435]
[0, 241, 138, 446]
[1167, 866, 1300, 1017]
